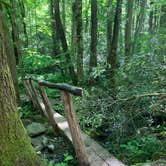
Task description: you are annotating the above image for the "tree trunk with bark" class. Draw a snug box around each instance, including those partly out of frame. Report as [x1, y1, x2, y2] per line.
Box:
[125, 0, 134, 58]
[50, 0, 60, 55]
[0, 5, 19, 101]
[89, 0, 98, 71]
[132, 0, 147, 55]
[75, 0, 83, 82]
[18, 0, 28, 47]
[107, 0, 113, 64]
[110, 0, 122, 82]
[54, 0, 77, 84]
[0, 5, 44, 166]
[9, 0, 25, 79]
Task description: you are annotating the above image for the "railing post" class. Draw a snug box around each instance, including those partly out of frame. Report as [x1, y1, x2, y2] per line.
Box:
[28, 78, 44, 116]
[62, 91, 90, 166]
[38, 85, 59, 133]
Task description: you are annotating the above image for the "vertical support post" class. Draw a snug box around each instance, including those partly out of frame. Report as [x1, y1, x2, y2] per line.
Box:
[22, 79, 33, 99]
[28, 78, 44, 116]
[62, 91, 90, 166]
[38, 85, 59, 133]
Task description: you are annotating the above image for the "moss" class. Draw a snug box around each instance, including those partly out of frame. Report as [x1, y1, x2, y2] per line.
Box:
[0, 111, 45, 166]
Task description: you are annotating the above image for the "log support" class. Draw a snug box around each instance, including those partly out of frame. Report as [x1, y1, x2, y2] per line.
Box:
[62, 91, 90, 166]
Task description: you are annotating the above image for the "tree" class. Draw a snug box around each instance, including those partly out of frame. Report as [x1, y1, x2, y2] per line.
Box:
[132, 0, 147, 55]
[75, 0, 83, 82]
[110, 0, 122, 85]
[89, 0, 98, 71]
[125, 0, 134, 58]
[18, 0, 28, 47]
[0, 4, 19, 101]
[107, 0, 113, 64]
[50, 0, 60, 55]
[54, 0, 77, 84]
[0, 4, 44, 166]
[9, 0, 25, 79]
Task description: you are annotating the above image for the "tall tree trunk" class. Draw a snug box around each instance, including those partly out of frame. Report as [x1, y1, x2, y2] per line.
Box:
[84, 0, 90, 33]
[61, 0, 66, 30]
[159, 4, 166, 55]
[0, 4, 19, 101]
[89, 0, 98, 71]
[107, 0, 113, 64]
[0, 5, 44, 166]
[71, 0, 76, 60]
[110, 0, 122, 79]
[50, 0, 60, 55]
[75, 0, 83, 82]
[125, 0, 134, 58]
[18, 0, 28, 47]
[54, 0, 77, 84]
[9, 0, 25, 79]
[132, 0, 147, 55]
[148, 1, 154, 33]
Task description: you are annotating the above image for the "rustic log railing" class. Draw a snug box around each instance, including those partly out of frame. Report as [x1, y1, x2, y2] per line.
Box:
[23, 77, 125, 166]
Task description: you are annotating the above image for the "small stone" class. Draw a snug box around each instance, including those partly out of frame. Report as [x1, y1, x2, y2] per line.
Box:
[26, 122, 46, 137]
[36, 151, 42, 155]
[35, 145, 44, 151]
[42, 136, 49, 146]
[47, 144, 55, 152]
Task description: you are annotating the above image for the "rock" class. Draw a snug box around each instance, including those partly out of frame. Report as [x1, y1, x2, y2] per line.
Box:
[31, 135, 44, 146]
[42, 136, 49, 146]
[31, 135, 45, 151]
[26, 122, 46, 137]
[35, 145, 44, 151]
[47, 144, 55, 152]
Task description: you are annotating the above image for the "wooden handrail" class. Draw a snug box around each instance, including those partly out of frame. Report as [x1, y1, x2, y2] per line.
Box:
[22, 77, 124, 166]
[24, 78, 83, 96]
[23, 77, 90, 166]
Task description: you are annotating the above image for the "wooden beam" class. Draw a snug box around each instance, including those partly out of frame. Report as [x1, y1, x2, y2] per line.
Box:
[28, 79, 44, 116]
[62, 91, 90, 166]
[30, 78, 83, 96]
[38, 85, 59, 133]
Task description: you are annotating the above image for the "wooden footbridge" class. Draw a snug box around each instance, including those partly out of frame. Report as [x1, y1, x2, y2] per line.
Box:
[23, 78, 125, 166]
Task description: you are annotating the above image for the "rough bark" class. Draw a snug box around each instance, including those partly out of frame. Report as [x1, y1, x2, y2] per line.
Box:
[159, 4, 166, 55]
[132, 0, 147, 54]
[148, 1, 154, 33]
[125, 0, 134, 58]
[89, 0, 98, 70]
[9, 0, 25, 79]
[110, 0, 122, 80]
[18, 0, 28, 47]
[75, 0, 83, 81]
[50, 0, 60, 55]
[54, 0, 77, 84]
[71, 0, 76, 60]
[107, 0, 113, 64]
[0, 6, 44, 166]
[0, 5, 19, 101]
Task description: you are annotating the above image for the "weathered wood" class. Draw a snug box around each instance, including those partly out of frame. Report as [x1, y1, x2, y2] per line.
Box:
[22, 77, 125, 166]
[28, 79, 44, 116]
[51, 112, 125, 166]
[22, 79, 33, 99]
[38, 85, 59, 133]
[62, 91, 90, 166]
[31, 78, 83, 96]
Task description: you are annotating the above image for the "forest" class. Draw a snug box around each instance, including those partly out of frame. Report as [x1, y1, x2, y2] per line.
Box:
[0, 0, 166, 165]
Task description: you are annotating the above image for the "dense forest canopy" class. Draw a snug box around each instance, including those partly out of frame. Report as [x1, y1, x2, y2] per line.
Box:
[0, 0, 166, 165]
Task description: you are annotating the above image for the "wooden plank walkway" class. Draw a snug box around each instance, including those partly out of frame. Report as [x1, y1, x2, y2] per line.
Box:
[53, 112, 125, 166]
[23, 78, 125, 166]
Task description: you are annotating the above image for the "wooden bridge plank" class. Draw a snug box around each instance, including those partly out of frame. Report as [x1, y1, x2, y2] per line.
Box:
[52, 111, 125, 166]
